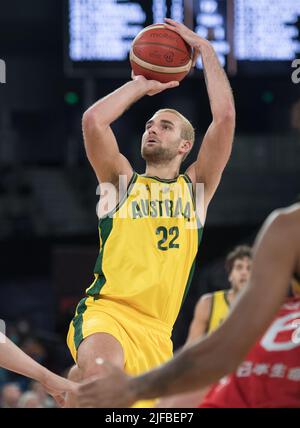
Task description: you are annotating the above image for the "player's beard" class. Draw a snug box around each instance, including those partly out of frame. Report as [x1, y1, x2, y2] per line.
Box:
[141, 141, 179, 163]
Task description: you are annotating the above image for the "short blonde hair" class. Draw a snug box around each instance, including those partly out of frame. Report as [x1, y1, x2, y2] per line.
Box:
[155, 109, 195, 160]
[155, 108, 195, 143]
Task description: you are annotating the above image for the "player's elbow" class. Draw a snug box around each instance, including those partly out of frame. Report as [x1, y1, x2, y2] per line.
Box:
[82, 109, 108, 133]
[215, 105, 236, 127]
[225, 105, 236, 123]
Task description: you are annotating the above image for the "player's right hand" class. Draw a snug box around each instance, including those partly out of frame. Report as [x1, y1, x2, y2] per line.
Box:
[131, 73, 179, 96]
[76, 360, 136, 408]
[164, 18, 210, 67]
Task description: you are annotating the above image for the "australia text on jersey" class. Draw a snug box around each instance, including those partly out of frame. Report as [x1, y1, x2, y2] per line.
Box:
[96, 176, 205, 229]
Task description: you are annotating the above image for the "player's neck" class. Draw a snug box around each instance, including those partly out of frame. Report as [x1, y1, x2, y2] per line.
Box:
[144, 164, 180, 180]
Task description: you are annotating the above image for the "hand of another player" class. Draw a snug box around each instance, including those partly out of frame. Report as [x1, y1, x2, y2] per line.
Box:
[131, 73, 179, 96]
[164, 18, 211, 67]
[42, 371, 78, 407]
[77, 360, 136, 408]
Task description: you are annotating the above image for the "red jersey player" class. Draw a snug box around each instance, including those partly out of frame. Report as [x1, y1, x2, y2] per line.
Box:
[200, 289, 300, 408]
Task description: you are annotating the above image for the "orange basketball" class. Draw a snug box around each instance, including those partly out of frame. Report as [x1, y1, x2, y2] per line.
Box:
[130, 24, 192, 83]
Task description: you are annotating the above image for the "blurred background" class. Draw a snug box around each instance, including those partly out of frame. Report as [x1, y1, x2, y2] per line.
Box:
[0, 0, 300, 407]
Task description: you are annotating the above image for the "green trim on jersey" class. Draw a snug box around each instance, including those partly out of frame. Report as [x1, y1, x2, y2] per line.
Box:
[87, 173, 138, 296]
[182, 174, 195, 208]
[181, 219, 203, 307]
[87, 216, 113, 296]
[182, 257, 196, 306]
[140, 175, 180, 183]
[100, 172, 138, 219]
[224, 290, 231, 307]
[73, 297, 88, 350]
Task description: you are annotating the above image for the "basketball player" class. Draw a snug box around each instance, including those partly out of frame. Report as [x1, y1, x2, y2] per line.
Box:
[187, 245, 252, 342]
[199, 287, 300, 407]
[156, 245, 252, 407]
[76, 203, 300, 408]
[66, 18, 235, 407]
[0, 333, 76, 406]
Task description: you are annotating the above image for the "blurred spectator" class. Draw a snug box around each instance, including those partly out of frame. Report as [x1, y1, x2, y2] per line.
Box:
[18, 391, 43, 408]
[0, 383, 22, 408]
[29, 381, 55, 408]
[21, 337, 47, 365]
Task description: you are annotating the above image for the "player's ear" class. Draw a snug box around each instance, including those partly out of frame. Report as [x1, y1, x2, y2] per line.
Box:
[180, 140, 192, 154]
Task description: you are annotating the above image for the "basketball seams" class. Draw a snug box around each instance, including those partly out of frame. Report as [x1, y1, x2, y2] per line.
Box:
[133, 24, 168, 43]
[130, 50, 192, 74]
[133, 42, 191, 58]
[130, 61, 186, 76]
[133, 25, 190, 53]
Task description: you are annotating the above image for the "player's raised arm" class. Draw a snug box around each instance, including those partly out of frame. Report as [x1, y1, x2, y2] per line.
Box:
[164, 19, 235, 210]
[82, 75, 179, 185]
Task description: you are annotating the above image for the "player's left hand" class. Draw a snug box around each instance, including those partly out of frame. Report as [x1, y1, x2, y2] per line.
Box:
[164, 18, 211, 67]
[131, 72, 179, 96]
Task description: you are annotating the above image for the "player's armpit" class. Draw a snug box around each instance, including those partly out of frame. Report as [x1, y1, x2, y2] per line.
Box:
[185, 115, 235, 211]
[185, 294, 212, 344]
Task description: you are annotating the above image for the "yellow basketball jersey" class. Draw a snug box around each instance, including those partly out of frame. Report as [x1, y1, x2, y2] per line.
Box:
[86, 172, 202, 330]
[292, 274, 300, 296]
[207, 290, 230, 334]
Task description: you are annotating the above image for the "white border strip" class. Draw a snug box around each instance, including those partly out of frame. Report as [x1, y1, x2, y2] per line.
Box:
[130, 50, 192, 74]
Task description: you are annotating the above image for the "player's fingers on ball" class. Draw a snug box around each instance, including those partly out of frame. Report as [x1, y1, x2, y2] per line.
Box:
[163, 23, 178, 32]
[165, 18, 185, 31]
[166, 81, 179, 89]
[163, 19, 180, 30]
[192, 50, 200, 67]
[164, 18, 178, 25]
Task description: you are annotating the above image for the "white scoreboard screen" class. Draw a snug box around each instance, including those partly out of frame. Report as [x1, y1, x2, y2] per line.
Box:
[64, 0, 300, 76]
[234, 0, 300, 61]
